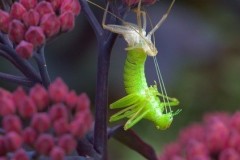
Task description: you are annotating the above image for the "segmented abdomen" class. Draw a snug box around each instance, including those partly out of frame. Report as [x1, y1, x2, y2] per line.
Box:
[124, 48, 148, 94]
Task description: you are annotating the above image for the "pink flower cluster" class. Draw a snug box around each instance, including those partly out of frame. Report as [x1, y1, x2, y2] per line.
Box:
[0, 0, 81, 59]
[0, 78, 93, 160]
[159, 112, 240, 160]
[123, 0, 156, 6]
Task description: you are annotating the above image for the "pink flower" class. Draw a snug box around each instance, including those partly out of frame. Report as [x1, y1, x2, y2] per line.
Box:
[12, 149, 29, 160]
[0, 78, 93, 159]
[159, 112, 240, 160]
[10, 2, 27, 20]
[25, 26, 46, 47]
[60, 0, 81, 16]
[35, 1, 54, 18]
[0, 10, 10, 33]
[8, 20, 26, 44]
[59, 11, 75, 32]
[35, 134, 54, 155]
[15, 41, 34, 59]
[20, 0, 37, 10]
[50, 147, 65, 160]
[22, 9, 40, 27]
[40, 13, 60, 37]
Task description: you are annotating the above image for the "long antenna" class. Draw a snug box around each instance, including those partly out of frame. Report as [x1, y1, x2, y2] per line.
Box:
[148, 0, 175, 37]
[153, 57, 171, 112]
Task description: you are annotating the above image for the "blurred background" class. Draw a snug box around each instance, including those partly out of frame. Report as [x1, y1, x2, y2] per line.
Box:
[0, 0, 240, 159]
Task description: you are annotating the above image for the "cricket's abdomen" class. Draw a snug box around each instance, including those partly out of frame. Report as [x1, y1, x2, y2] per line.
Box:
[124, 48, 148, 94]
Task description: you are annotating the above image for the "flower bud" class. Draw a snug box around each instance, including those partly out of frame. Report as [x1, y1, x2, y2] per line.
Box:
[0, 10, 10, 33]
[47, 0, 62, 11]
[10, 2, 27, 20]
[0, 88, 12, 99]
[49, 103, 68, 121]
[59, 11, 75, 32]
[64, 90, 78, 110]
[58, 134, 76, 154]
[13, 87, 27, 105]
[53, 118, 69, 136]
[74, 111, 93, 130]
[219, 148, 240, 160]
[185, 140, 208, 159]
[230, 112, 240, 132]
[35, 134, 54, 155]
[0, 136, 7, 156]
[20, 0, 37, 10]
[31, 113, 51, 133]
[0, 96, 16, 116]
[17, 96, 37, 118]
[8, 20, 26, 44]
[35, 1, 54, 18]
[76, 93, 90, 112]
[5, 132, 23, 151]
[12, 149, 29, 160]
[70, 119, 86, 138]
[48, 78, 69, 103]
[60, 0, 81, 16]
[40, 13, 60, 37]
[22, 9, 40, 27]
[25, 26, 45, 47]
[206, 119, 229, 153]
[2, 115, 22, 133]
[22, 127, 37, 146]
[50, 147, 65, 160]
[30, 84, 49, 111]
[15, 40, 33, 59]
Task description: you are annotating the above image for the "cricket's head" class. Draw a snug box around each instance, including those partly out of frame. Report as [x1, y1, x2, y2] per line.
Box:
[154, 109, 181, 130]
[154, 113, 173, 130]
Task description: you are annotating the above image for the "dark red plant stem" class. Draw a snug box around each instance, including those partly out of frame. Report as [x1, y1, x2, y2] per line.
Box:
[79, 0, 118, 159]
[77, 139, 101, 159]
[94, 30, 117, 160]
[112, 127, 158, 160]
[79, 0, 103, 40]
[34, 46, 51, 88]
[0, 50, 21, 69]
[0, 72, 34, 86]
[79, 0, 107, 157]
[0, 34, 42, 83]
[93, 44, 110, 159]
[0, 44, 41, 83]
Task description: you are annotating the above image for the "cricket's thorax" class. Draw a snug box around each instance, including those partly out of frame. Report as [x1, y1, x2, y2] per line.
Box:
[144, 86, 164, 114]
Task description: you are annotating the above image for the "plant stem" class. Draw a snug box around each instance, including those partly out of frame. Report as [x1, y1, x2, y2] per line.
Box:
[93, 45, 110, 159]
[78, 1, 124, 159]
[0, 44, 41, 83]
[0, 72, 34, 87]
[79, 0, 103, 40]
[34, 46, 51, 88]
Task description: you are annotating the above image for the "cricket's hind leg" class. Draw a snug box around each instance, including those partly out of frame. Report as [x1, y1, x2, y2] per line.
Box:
[124, 105, 149, 130]
[110, 93, 142, 109]
[110, 102, 140, 122]
[110, 93, 143, 121]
